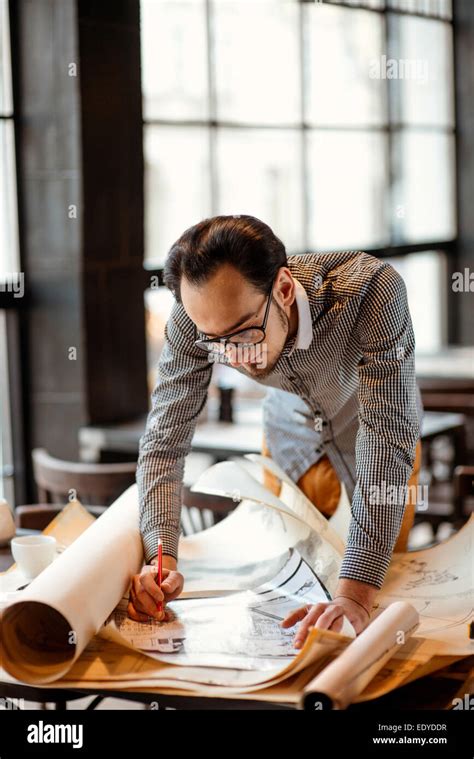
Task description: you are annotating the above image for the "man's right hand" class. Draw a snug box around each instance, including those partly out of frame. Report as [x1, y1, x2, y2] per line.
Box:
[127, 557, 184, 623]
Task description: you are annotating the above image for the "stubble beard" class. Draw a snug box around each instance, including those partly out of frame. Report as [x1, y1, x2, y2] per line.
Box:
[243, 298, 289, 380]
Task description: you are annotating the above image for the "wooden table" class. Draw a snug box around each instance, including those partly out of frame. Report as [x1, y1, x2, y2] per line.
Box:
[416, 347, 474, 416]
[0, 644, 471, 711]
[78, 406, 466, 465]
[416, 347, 474, 382]
[1, 536, 472, 711]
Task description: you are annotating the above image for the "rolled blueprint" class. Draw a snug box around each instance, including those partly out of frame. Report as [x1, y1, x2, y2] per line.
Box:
[1, 486, 143, 684]
[301, 601, 419, 709]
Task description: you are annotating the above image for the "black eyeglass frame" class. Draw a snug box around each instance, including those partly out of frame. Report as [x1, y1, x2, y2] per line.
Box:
[194, 280, 274, 353]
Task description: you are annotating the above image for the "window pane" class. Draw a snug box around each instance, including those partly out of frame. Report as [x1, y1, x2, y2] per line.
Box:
[0, 0, 13, 115]
[212, 1, 301, 125]
[387, 0, 452, 20]
[144, 286, 175, 392]
[0, 121, 20, 278]
[144, 126, 212, 265]
[216, 128, 304, 253]
[0, 311, 14, 504]
[391, 131, 456, 243]
[140, 0, 209, 120]
[387, 251, 447, 353]
[389, 15, 454, 127]
[308, 131, 389, 250]
[326, 0, 385, 8]
[306, 5, 386, 127]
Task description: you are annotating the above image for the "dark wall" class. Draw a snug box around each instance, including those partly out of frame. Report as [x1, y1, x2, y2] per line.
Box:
[11, 0, 148, 496]
[78, 0, 148, 422]
[454, 0, 474, 345]
[12, 0, 86, 472]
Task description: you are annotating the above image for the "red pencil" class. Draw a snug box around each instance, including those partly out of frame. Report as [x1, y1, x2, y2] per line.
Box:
[157, 538, 163, 616]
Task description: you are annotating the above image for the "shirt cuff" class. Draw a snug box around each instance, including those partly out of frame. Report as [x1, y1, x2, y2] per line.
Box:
[338, 545, 392, 589]
[142, 527, 180, 565]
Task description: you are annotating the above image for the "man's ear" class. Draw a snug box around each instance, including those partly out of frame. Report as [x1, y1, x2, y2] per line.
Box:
[274, 267, 296, 308]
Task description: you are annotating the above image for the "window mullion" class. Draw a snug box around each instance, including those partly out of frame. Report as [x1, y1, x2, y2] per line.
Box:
[205, 0, 218, 216]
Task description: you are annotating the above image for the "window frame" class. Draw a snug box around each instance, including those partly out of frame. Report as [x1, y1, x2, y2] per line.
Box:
[141, 0, 457, 266]
[0, 0, 26, 504]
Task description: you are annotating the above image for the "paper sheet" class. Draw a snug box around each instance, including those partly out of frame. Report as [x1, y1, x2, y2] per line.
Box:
[192, 457, 345, 556]
[379, 518, 474, 655]
[108, 547, 354, 669]
[1, 454, 472, 702]
[178, 498, 343, 598]
[215, 456, 474, 656]
[0, 490, 352, 689]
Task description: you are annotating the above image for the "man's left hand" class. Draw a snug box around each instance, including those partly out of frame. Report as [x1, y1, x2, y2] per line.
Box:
[281, 578, 379, 648]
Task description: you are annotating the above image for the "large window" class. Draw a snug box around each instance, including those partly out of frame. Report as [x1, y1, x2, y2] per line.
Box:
[141, 0, 455, 360]
[0, 0, 18, 277]
[0, 0, 20, 504]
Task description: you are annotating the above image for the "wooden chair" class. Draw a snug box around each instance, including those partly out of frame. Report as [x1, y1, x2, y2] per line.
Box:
[413, 464, 474, 543]
[181, 488, 236, 535]
[453, 465, 474, 521]
[15, 448, 137, 530]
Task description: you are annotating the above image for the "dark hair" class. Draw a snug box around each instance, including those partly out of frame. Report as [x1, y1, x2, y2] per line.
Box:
[163, 215, 288, 302]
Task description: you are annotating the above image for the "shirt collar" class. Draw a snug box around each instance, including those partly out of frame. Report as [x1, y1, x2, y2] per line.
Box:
[287, 278, 313, 356]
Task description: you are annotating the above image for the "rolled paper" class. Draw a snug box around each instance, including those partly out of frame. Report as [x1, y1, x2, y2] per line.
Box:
[1, 486, 143, 684]
[301, 601, 419, 710]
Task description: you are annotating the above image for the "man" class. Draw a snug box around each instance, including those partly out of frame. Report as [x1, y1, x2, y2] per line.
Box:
[128, 215, 423, 646]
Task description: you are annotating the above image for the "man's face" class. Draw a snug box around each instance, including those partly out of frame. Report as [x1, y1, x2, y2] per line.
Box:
[180, 263, 296, 379]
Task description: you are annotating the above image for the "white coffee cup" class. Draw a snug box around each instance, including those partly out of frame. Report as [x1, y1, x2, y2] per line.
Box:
[11, 535, 57, 579]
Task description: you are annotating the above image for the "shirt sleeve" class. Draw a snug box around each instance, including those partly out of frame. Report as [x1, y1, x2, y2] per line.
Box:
[338, 263, 421, 588]
[136, 299, 213, 564]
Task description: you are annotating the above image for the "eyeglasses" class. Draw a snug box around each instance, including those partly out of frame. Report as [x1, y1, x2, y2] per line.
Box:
[194, 281, 274, 354]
